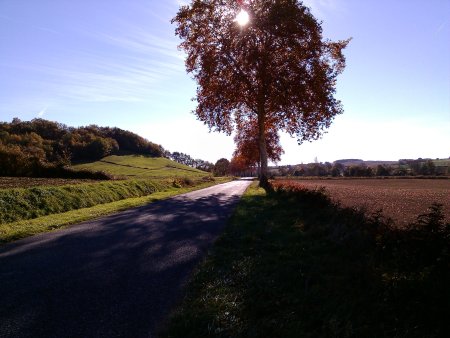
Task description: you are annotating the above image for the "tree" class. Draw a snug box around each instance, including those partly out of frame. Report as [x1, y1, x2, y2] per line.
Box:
[331, 162, 344, 177]
[230, 154, 252, 176]
[195, 159, 215, 172]
[376, 164, 392, 176]
[344, 164, 373, 177]
[408, 160, 422, 175]
[420, 160, 436, 176]
[214, 158, 230, 176]
[173, 0, 349, 190]
[233, 115, 283, 171]
[85, 137, 119, 160]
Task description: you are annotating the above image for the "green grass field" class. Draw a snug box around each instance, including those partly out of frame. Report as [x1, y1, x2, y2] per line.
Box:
[73, 155, 207, 179]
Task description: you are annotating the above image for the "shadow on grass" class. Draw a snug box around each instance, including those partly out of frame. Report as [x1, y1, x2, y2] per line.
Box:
[163, 184, 450, 338]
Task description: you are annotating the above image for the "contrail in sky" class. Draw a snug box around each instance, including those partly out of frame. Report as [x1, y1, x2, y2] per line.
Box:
[37, 106, 48, 117]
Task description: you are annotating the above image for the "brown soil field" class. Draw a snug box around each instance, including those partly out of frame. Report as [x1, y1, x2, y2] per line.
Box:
[278, 178, 449, 226]
[0, 177, 100, 189]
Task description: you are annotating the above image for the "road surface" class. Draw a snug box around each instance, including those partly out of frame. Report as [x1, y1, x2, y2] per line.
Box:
[0, 179, 252, 338]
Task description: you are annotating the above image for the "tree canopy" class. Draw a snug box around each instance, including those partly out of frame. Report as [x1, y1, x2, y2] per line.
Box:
[213, 158, 231, 176]
[0, 118, 165, 177]
[173, 0, 349, 189]
[169, 151, 214, 172]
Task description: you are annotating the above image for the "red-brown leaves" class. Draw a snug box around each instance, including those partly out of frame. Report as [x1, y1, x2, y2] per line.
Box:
[173, 0, 349, 185]
[233, 115, 283, 167]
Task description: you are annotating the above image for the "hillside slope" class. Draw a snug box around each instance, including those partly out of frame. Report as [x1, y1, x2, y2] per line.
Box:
[73, 155, 207, 179]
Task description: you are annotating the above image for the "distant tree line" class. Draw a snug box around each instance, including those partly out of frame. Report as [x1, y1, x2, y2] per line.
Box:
[399, 159, 440, 176]
[169, 154, 447, 178]
[167, 152, 234, 177]
[168, 151, 215, 173]
[274, 158, 444, 178]
[0, 118, 165, 177]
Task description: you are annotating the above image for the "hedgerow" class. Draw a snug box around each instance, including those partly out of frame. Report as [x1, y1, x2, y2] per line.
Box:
[0, 179, 168, 224]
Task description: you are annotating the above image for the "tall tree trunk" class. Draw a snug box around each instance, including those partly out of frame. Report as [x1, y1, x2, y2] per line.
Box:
[257, 108, 271, 192]
[256, 55, 274, 192]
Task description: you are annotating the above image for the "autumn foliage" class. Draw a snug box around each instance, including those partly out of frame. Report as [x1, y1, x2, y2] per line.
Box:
[173, 0, 349, 189]
[233, 116, 283, 164]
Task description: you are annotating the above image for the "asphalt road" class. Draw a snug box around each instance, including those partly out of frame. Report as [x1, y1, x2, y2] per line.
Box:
[0, 179, 252, 338]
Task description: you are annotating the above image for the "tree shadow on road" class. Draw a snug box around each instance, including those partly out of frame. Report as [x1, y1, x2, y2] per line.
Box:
[0, 192, 241, 338]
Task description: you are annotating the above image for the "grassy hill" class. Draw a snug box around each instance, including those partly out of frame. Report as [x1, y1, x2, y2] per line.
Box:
[73, 155, 208, 179]
[1, 155, 224, 243]
[0, 118, 167, 178]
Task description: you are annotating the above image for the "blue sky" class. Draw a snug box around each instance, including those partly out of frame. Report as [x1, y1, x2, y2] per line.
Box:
[0, 0, 449, 164]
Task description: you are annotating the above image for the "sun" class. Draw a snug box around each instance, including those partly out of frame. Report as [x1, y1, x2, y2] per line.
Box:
[235, 9, 249, 26]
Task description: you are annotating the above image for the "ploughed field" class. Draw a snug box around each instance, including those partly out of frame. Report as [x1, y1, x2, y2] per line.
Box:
[278, 178, 450, 226]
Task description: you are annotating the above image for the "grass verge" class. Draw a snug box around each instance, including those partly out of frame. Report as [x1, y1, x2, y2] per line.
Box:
[0, 179, 166, 224]
[0, 177, 231, 244]
[161, 182, 449, 338]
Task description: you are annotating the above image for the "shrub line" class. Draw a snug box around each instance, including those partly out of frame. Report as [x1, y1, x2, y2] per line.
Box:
[0, 177, 232, 244]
